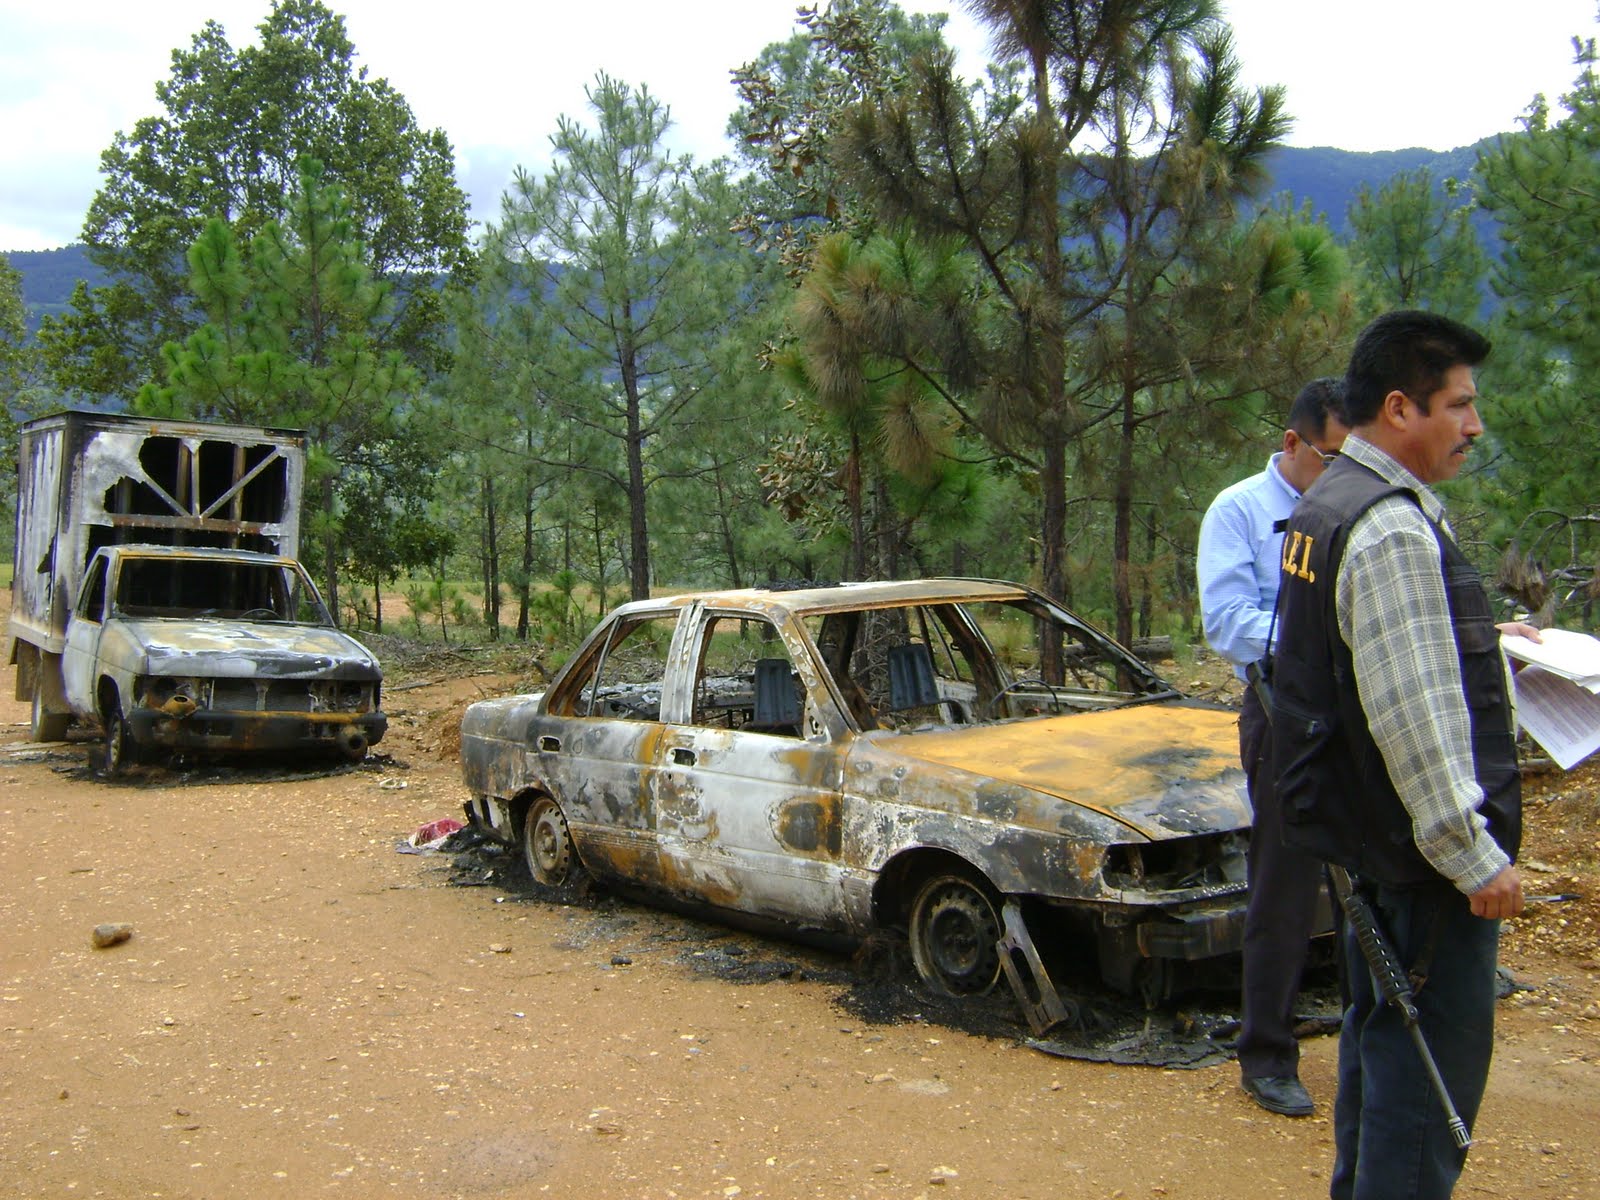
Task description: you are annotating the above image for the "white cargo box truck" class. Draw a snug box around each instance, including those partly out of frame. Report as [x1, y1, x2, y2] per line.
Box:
[8, 411, 385, 772]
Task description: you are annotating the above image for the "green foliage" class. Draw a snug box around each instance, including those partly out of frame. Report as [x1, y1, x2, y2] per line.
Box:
[779, 226, 994, 576]
[477, 74, 774, 602]
[41, 0, 469, 399]
[403, 580, 439, 639]
[336, 439, 455, 632]
[1, 255, 37, 395]
[729, 0, 956, 273]
[1347, 168, 1487, 319]
[133, 160, 438, 621]
[807, 0, 1351, 651]
[537, 572, 585, 635]
[28, 0, 1569, 647]
[0, 254, 48, 552]
[1468, 30, 1600, 621]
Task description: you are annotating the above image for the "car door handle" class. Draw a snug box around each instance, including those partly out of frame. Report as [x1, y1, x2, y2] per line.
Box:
[672, 747, 696, 767]
[538, 735, 561, 753]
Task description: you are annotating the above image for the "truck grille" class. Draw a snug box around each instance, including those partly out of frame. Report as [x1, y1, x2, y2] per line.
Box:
[207, 680, 372, 713]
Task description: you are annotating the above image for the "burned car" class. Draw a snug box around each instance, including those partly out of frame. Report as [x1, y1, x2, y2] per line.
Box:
[63, 544, 386, 773]
[460, 579, 1254, 1020]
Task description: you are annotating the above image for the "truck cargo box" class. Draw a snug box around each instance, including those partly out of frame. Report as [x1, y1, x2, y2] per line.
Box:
[10, 410, 304, 655]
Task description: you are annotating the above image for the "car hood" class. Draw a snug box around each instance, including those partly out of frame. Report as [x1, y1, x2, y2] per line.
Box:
[116, 617, 382, 679]
[862, 701, 1249, 840]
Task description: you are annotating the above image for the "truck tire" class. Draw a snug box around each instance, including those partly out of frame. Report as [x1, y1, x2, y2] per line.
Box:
[31, 687, 70, 743]
[101, 699, 134, 777]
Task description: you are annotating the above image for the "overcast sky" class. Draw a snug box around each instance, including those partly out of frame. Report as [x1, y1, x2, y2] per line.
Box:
[2, 0, 1595, 253]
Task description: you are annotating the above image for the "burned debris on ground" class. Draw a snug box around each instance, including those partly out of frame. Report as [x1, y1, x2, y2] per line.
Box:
[49, 748, 397, 789]
[433, 824, 1342, 1068]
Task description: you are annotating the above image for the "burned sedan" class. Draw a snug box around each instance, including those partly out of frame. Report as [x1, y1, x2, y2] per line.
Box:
[460, 579, 1253, 1020]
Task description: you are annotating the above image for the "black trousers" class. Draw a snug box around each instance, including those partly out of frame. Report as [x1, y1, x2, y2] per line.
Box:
[1332, 881, 1498, 1198]
[1237, 685, 1326, 1081]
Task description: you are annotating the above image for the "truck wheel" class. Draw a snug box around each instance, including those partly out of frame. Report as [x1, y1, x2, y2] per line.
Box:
[101, 700, 134, 777]
[908, 870, 1003, 997]
[31, 688, 70, 743]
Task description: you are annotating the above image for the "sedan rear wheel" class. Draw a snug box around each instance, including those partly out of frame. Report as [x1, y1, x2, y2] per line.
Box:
[908, 871, 1003, 997]
[522, 797, 575, 887]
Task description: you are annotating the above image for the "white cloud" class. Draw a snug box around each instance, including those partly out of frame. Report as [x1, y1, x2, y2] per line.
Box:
[1, 0, 1593, 252]
[1221, 0, 1592, 151]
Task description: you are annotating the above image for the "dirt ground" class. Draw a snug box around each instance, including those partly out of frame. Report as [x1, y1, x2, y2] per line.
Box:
[2, 646, 1597, 1200]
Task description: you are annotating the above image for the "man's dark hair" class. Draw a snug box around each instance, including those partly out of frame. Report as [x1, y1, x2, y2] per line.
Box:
[1342, 309, 1490, 425]
[1286, 376, 1343, 440]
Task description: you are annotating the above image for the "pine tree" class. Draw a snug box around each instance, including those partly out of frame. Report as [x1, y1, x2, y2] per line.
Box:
[135, 160, 437, 621]
[1347, 168, 1487, 319]
[811, 1, 1319, 654]
[484, 75, 766, 601]
[1472, 30, 1600, 618]
[39, 0, 469, 399]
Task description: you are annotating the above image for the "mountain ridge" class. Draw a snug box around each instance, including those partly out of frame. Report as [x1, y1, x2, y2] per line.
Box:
[6, 140, 1507, 332]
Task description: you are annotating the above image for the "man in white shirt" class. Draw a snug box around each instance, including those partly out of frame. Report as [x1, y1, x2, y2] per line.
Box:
[1197, 378, 1348, 1117]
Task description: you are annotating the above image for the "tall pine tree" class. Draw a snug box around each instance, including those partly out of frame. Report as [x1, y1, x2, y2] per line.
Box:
[136, 160, 439, 622]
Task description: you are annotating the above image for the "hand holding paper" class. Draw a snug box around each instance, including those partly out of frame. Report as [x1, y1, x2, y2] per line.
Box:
[1503, 628, 1600, 768]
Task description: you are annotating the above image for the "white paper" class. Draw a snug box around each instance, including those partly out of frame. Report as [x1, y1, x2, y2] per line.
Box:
[1512, 664, 1600, 770]
[1501, 627, 1600, 685]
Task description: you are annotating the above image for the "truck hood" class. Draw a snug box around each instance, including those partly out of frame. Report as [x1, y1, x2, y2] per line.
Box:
[863, 701, 1249, 840]
[117, 617, 382, 679]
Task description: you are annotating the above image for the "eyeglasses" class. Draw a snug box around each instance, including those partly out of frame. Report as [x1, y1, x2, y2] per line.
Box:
[1312, 448, 1341, 467]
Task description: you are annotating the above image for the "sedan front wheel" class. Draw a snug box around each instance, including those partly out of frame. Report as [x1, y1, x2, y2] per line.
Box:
[908, 871, 1003, 997]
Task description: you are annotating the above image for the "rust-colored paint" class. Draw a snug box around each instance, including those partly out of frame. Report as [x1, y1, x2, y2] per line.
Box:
[574, 826, 666, 890]
[654, 843, 744, 909]
[874, 706, 1241, 822]
[772, 740, 843, 789]
[1069, 839, 1108, 882]
[774, 794, 843, 855]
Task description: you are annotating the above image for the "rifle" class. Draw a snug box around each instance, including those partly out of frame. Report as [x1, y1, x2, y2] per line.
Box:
[1326, 863, 1473, 1150]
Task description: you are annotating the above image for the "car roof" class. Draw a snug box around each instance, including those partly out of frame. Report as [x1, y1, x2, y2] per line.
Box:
[612, 578, 1034, 619]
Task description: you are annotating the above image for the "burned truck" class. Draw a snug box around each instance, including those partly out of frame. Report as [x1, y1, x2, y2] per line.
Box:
[8, 411, 385, 772]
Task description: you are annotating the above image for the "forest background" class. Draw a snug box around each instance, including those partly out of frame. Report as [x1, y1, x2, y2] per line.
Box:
[3, 0, 1598, 662]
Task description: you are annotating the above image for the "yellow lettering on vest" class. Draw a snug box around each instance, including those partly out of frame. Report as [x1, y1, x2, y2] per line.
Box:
[1280, 530, 1317, 582]
[1282, 531, 1302, 575]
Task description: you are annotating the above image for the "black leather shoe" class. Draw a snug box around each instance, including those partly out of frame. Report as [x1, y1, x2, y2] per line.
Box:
[1242, 1075, 1314, 1117]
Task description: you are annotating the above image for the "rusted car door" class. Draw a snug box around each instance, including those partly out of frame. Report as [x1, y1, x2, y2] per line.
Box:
[536, 610, 687, 889]
[652, 607, 854, 927]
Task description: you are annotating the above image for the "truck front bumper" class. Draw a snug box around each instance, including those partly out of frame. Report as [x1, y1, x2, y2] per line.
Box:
[127, 708, 388, 757]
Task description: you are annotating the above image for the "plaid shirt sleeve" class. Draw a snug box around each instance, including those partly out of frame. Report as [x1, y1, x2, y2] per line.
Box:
[1336, 494, 1511, 894]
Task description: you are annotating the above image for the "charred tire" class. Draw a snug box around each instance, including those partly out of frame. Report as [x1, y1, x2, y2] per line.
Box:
[336, 726, 369, 763]
[522, 797, 576, 887]
[31, 687, 69, 743]
[908, 870, 1004, 997]
[101, 698, 134, 777]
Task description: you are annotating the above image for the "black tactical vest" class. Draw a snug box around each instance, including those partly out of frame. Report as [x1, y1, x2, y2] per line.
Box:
[1270, 457, 1521, 886]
